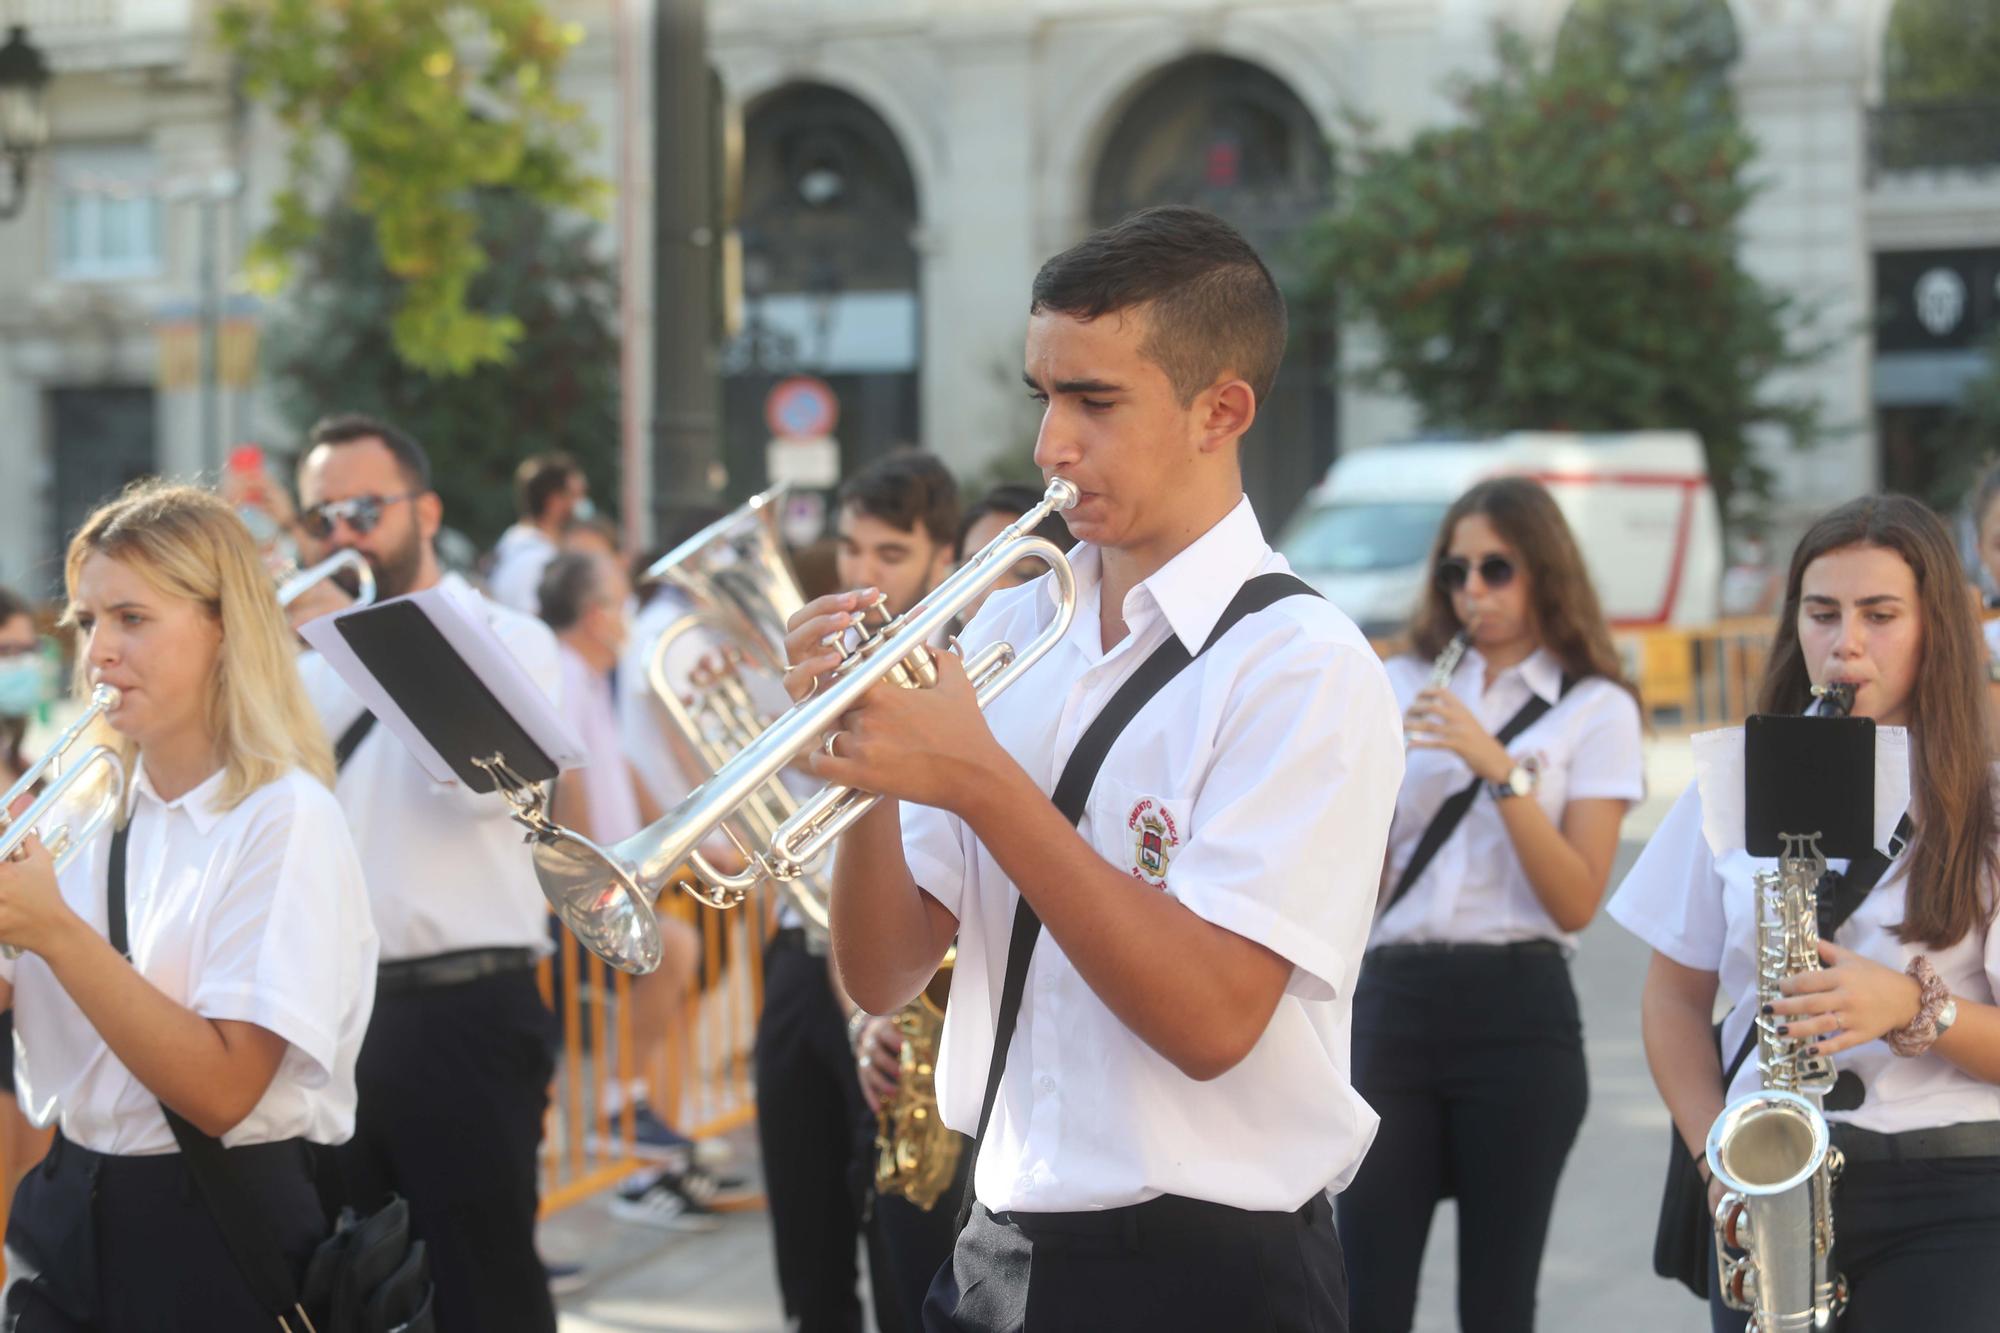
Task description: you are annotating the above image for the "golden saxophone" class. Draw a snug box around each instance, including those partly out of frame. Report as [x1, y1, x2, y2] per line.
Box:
[874, 953, 962, 1210]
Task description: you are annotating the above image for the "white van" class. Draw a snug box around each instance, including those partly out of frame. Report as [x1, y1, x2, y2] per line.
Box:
[1276, 431, 1723, 639]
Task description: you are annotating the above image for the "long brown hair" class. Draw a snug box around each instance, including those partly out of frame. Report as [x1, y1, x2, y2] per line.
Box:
[1407, 477, 1634, 698]
[1755, 495, 1996, 949]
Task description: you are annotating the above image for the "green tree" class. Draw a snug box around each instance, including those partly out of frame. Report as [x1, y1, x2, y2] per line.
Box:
[1302, 12, 1821, 517]
[1882, 0, 2000, 101]
[217, 0, 605, 375]
[263, 191, 620, 547]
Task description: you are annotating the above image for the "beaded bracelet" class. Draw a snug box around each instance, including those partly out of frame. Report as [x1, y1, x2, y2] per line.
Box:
[1886, 955, 1952, 1058]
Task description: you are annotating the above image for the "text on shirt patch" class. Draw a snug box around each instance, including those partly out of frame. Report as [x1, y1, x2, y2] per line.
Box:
[1127, 798, 1180, 885]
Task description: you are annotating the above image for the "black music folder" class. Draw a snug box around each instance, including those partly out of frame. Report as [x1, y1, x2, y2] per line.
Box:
[1743, 713, 1873, 859]
[298, 585, 583, 793]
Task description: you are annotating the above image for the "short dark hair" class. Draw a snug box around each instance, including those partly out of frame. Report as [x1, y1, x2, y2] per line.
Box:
[1031, 205, 1288, 406]
[306, 414, 433, 492]
[515, 453, 583, 522]
[955, 483, 1078, 561]
[837, 451, 960, 548]
[537, 551, 607, 633]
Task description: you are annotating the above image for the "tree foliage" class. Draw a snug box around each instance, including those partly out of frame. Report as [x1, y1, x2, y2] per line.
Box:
[1301, 7, 1821, 517]
[1883, 0, 2000, 101]
[263, 190, 620, 547]
[216, 0, 606, 375]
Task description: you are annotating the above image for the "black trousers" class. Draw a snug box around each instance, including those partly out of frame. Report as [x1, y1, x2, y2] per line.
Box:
[1337, 944, 1588, 1333]
[923, 1192, 1347, 1333]
[754, 934, 877, 1333]
[3, 1133, 322, 1332]
[335, 966, 556, 1333]
[870, 1137, 974, 1333]
[1708, 1150, 2000, 1332]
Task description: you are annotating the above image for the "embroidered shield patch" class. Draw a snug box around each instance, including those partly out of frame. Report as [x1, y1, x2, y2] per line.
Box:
[1126, 797, 1181, 885]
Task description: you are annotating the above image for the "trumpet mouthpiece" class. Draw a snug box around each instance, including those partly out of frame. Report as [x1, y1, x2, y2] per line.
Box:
[90, 684, 123, 711]
[1045, 477, 1080, 511]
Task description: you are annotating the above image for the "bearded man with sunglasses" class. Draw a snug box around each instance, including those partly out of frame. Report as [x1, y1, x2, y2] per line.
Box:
[291, 413, 566, 1333]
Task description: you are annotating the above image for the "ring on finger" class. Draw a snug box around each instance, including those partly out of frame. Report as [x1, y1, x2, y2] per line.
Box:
[823, 731, 841, 758]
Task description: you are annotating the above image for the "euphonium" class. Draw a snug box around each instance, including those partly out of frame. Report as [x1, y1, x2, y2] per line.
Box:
[874, 952, 961, 1210]
[502, 478, 1080, 973]
[0, 685, 126, 959]
[1707, 681, 1855, 1331]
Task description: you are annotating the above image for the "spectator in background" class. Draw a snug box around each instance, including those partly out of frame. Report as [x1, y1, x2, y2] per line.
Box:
[490, 453, 591, 614]
[949, 481, 1078, 628]
[0, 586, 54, 1190]
[536, 551, 745, 1227]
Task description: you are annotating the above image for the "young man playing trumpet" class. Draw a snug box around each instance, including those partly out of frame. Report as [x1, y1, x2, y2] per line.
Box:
[785, 205, 1404, 1331]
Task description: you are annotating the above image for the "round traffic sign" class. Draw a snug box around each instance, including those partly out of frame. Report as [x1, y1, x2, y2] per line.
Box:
[765, 376, 840, 440]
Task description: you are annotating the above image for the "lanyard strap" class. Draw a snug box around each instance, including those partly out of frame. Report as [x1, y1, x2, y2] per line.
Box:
[954, 572, 1320, 1232]
[1378, 675, 1577, 920]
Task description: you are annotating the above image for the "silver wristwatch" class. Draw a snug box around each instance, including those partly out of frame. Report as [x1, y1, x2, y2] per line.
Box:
[1935, 997, 1959, 1038]
[1488, 759, 1538, 801]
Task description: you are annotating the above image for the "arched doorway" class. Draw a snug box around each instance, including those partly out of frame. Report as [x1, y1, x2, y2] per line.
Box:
[1089, 55, 1336, 531]
[724, 83, 922, 496]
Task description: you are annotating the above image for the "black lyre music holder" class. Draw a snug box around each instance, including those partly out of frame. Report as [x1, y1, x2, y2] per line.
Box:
[333, 599, 560, 800]
[1743, 713, 1874, 859]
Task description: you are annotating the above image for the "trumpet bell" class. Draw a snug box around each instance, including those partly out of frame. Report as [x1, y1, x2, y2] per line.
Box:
[531, 829, 662, 975]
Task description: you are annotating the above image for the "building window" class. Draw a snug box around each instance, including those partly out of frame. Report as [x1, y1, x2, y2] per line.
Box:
[52, 142, 162, 281]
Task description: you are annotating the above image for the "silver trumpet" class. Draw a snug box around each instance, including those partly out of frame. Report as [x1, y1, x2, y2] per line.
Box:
[277, 550, 376, 612]
[495, 478, 1080, 973]
[0, 685, 127, 958]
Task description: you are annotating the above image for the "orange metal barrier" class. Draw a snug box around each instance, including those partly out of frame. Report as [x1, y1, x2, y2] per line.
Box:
[1615, 617, 1777, 730]
[536, 885, 777, 1215]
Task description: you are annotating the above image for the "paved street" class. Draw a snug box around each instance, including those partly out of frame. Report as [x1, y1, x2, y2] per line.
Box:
[552, 735, 1713, 1332]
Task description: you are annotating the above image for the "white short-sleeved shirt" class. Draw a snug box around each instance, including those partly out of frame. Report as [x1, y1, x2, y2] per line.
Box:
[895, 496, 1405, 1214]
[558, 644, 644, 845]
[1608, 743, 2000, 1135]
[1375, 648, 1646, 951]
[1982, 617, 2000, 664]
[298, 573, 563, 961]
[487, 524, 559, 616]
[0, 765, 379, 1155]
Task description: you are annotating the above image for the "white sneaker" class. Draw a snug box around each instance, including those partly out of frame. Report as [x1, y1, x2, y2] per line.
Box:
[608, 1171, 722, 1232]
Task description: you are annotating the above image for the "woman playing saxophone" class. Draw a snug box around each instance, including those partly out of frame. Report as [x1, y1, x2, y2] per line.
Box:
[1610, 495, 2000, 1332]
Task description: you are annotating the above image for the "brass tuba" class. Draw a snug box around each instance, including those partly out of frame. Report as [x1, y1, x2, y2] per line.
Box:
[874, 951, 962, 1210]
[497, 478, 1080, 973]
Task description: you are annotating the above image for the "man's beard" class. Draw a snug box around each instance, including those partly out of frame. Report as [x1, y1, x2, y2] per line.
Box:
[365, 524, 426, 601]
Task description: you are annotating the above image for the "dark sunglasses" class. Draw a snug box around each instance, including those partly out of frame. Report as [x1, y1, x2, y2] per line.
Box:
[1437, 554, 1516, 592]
[299, 493, 420, 540]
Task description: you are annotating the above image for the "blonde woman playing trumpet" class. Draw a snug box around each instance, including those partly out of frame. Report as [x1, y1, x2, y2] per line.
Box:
[0, 482, 377, 1332]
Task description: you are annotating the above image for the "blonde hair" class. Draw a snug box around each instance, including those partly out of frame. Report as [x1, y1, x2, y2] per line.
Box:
[63, 480, 335, 810]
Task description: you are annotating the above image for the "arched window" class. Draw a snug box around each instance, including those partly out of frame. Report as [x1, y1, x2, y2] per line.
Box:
[723, 83, 922, 489]
[1090, 55, 1335, 530]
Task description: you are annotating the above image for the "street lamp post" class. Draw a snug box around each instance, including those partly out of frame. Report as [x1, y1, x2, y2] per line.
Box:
[0, 25, 51, 224]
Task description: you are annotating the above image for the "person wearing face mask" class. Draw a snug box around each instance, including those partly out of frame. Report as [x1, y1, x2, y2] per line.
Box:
[0, 587, 54, 1192]
[1337, 478, 1645, 1333]
[489, 453, 592, 616]
[0, 482, 377, 1330]
[288, 414, 565, 1333]
[1611, 495, 2000, 1333]
[0, 587, 42, 789]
